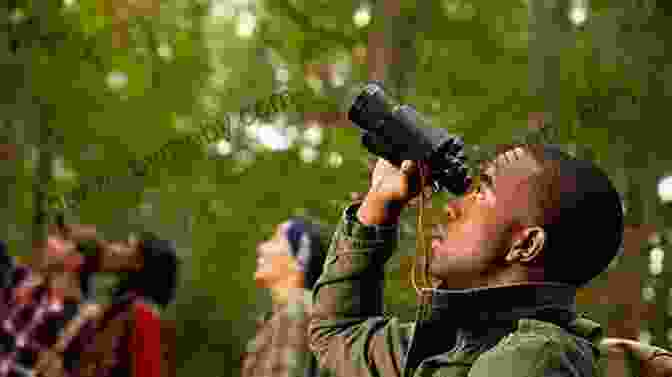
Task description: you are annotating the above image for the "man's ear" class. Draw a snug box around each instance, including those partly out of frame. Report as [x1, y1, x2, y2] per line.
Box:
[505, 226, 546, 264]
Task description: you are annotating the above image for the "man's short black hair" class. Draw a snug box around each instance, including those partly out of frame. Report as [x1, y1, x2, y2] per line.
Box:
[526, 144, 624, 286]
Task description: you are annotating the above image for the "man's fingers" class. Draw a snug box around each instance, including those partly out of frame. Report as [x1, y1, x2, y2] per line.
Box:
[401, 160, 432, 182]
[401, 160, 417, 175]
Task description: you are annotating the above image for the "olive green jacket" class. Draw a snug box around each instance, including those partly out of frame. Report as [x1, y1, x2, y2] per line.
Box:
[309, 203, 604, 377]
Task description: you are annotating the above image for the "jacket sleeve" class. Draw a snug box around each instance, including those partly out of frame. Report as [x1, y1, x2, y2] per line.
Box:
[308, 203, 414, 377]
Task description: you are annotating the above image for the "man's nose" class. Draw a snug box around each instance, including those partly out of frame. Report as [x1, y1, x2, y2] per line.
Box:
[257, 239, 278, 256]
[443, 200, 461, 222]
[256, 241, 267, 257]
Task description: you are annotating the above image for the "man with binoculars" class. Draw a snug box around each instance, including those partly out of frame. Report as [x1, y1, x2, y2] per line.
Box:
[309, 145, 623, 377]
[308, 84, 625, 377]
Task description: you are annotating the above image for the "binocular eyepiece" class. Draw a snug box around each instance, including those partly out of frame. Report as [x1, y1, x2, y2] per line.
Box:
[348, 81, 471, 195]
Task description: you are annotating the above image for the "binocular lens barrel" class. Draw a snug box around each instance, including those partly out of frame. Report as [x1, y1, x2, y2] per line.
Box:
[347, 81, 470, 195]
[348, 81, 399, 132]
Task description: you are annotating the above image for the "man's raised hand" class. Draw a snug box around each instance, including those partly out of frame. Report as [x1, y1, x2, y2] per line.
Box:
[357, 159, 430, 226]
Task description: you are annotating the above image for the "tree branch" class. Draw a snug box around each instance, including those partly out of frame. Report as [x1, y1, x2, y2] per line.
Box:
[268, 0, 361, 49]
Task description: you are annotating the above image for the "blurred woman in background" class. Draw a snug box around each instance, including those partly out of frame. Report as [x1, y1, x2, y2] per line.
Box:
[242, 217, 330, 377]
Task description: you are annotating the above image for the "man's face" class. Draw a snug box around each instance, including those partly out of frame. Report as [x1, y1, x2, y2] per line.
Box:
[254, 221, 297, 288]
[429, 146, 543, 289]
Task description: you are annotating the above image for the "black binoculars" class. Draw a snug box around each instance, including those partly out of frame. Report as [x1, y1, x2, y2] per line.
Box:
[348, 81, 471, 195]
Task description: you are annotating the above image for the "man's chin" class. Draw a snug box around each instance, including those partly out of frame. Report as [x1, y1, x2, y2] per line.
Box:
[424, 263, 443, 288]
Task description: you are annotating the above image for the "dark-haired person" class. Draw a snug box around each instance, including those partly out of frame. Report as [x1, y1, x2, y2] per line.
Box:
[242, 217, 330, 377]
[0, 224, 178, 377]
[77, 231, 179, 377]
[309, 144, 624, 377]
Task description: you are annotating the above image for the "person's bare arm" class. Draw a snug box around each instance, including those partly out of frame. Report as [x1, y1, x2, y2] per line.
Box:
[24, 223, 144, 274]
[600, 337, 672, 377]
[60, 224, 144, 273]
[94, 237, 144, 273]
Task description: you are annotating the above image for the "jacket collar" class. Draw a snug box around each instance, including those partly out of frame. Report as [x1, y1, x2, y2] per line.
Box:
[402, 282, 600, 377]
[423, 282, 577, 326]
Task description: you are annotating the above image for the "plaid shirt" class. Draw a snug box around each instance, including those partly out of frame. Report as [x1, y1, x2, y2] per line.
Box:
[242, 289, 326, 377]
[0, 264, 128, 377]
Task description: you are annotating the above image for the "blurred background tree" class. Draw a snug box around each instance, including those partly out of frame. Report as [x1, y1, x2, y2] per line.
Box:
[4, 0, 672, 376]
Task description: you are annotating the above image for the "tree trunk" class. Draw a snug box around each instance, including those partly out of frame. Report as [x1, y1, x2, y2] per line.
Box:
[31, 103, 54, 264]
[367, 0, 400, 83]
[0, 121, 20, 245]
[528, 0, 571, 134]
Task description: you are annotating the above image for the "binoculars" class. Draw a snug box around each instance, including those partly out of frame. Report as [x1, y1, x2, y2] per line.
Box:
[348, 81, 471, 195]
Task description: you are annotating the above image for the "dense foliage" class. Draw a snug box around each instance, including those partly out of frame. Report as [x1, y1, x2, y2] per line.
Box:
[3, 0, 672, 376]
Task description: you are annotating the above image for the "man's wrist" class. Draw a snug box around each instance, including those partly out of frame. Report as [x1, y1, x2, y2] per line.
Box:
[343, 203, 399, 242]
[357, 193, 405, 226]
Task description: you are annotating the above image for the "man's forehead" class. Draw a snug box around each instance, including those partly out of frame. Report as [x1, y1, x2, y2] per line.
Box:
[483, 146, 543, 181]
